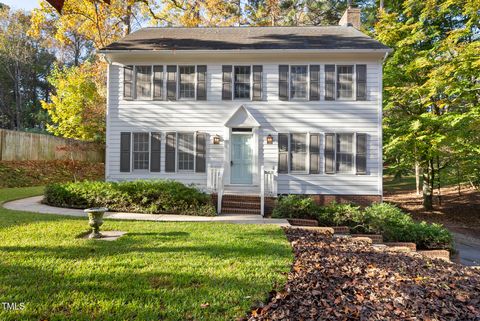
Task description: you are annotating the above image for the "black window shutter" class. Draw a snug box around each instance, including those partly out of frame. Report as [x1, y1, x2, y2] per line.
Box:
[165, 132, 176, 172]
[309, 133, 320, 174]
[222, 65, 232, 100]
[309, 65, 320, 101]
[325, 65, 335, 101]
[123, 66, 134, 99]
[279, 65, 289, 101]
[356, 65, 367, 101]
[150, 132, 161, 172]
[252, 65, 263, 101]
[153, 65, 163, 100]
[325, 133, 335, 174]
[278, 133, 289, 173]
[167, 65, 177, 100]
[120, 132, 131, 172]
[195, 133, 206, 173]
[197, 65, 207, 100]
[356, 133, 367, 174]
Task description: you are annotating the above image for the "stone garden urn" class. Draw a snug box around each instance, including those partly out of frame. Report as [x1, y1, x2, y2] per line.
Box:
[84, 207, 108, 239]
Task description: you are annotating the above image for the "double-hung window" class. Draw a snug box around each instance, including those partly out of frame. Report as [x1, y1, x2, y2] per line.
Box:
[290, 133, 307, 172]
[132, 133, 149, 170]
[135, 66, 152, 99]
[336, 133, 354, 173]
[179, 66, 195, 99]
[234, 66, 251, 99]
[177, 133, 195, 171]
[337, 65, 354, 99]
[290, 65, 308, 99]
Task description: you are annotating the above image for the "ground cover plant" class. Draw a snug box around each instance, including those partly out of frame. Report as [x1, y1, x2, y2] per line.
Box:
[249, 228, 480, 320]
[44, 180, 216, 216]
[0, 187, 292, 321]
[0, 160, 104, 188]
[272, 195, 452, 250]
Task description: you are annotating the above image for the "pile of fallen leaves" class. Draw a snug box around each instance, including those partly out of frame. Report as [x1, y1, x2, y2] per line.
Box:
[0, 160, 104, 187]
[248, 228, 480, 320]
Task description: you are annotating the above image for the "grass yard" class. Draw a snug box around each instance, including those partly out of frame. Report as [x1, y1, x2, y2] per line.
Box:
[0, 187, 292, 321]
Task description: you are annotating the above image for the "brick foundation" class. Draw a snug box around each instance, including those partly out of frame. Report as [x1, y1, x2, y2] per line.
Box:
[309, 194, 382, 207]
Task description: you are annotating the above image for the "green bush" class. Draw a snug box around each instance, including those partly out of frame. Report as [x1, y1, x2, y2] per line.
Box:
[44, 180, 216, 216]
[271, 196, 453, 250]
[271, 195, 318, 219]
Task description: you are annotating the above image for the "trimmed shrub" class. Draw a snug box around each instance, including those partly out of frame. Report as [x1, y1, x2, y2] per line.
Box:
[44, 180, 216, 216]
[271, 195, 318, 219]
[271, 196, 453, 250]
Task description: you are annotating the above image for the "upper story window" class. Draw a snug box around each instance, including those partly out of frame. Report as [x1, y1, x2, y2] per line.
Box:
[179, 66, 195, 99]
[337, 65, 354, 99]
[135, 66, 152, 99]
[325, 64, 367, 101]
[223, 65, 263, 101]
[124, 65, 206, 101]
[290, 66, 308, 100]
[234, 66, 251, 99]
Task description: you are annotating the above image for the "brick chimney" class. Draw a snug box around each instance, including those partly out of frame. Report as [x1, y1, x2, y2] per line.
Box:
[339, 2, 361, 29]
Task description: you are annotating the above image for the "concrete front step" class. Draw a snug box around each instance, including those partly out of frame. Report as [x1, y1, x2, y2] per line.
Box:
[221, 195, 261, 202]
[221, 208, 261, 215]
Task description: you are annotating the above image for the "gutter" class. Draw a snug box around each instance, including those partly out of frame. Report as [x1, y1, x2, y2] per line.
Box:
[97, 48, 393, 55]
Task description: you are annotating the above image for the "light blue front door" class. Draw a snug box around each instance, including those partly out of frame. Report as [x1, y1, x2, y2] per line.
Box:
[231, 134, 253, 184]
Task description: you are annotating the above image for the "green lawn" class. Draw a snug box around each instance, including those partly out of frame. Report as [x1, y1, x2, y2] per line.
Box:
[0, 187, 292, 321]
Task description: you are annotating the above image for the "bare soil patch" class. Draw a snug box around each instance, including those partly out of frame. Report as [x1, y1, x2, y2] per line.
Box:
[384, 186, 480, 238]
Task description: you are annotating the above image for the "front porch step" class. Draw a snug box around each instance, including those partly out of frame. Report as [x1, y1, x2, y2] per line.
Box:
[221, 194, 262, 203]
[222, 201, 260, 210]
[221, 207, 261, 215]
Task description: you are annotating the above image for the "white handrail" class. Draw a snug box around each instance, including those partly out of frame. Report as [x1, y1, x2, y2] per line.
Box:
[261, 166, 277, 216]
[207, 165, 224, 215]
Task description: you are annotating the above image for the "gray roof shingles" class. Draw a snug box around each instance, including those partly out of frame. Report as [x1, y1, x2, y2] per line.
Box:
[100, 26, 390, 51]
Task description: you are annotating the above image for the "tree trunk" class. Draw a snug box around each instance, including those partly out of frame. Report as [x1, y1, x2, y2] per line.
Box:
[415, 161, 421, 195]
[422, 160, 434, 210]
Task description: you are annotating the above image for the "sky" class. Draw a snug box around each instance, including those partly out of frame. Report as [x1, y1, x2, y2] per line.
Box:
[2, 0, 40, 11]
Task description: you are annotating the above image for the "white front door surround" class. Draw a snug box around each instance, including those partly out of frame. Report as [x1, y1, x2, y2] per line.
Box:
[224, 105, 261, 187]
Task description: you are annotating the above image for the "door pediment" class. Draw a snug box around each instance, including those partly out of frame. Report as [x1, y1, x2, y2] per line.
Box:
[224, 105, 260, 128]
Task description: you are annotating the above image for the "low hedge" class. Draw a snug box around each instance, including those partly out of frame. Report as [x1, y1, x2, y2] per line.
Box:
[44, 180, 216, 216]
[272, 196, 453, 250]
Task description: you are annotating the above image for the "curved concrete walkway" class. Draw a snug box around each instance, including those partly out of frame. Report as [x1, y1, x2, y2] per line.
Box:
[3, 196, 289, 225]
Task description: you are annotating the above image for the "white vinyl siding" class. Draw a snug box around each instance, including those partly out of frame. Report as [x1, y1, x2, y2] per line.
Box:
[108, 56, 383, 195]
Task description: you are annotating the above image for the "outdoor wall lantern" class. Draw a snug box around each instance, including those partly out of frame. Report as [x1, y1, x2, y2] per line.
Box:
[266, 134, 273, 144]
[213, 134, 221, 145]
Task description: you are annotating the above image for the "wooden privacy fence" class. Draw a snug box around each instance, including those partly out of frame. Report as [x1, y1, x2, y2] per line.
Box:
[0, 129, 104, 162]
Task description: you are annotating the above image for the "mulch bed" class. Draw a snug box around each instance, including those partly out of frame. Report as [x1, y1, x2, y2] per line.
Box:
[248, 228, 480, 321]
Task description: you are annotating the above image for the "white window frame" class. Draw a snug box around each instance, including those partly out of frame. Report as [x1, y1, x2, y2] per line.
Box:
[131, 132, 150, 172]
[288, 132, 309, 174]
[336, 65, 356, 101]
[177, 65, 197, 101]
[176, 132, 196, 172]
[334, 132, 356, 174]
[289, 65, 309, 101]
[134, 65, 153, 101]
[231, 65, 253, 101]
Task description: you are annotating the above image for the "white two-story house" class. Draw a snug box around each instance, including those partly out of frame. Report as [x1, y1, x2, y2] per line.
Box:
[99, 7, 391, 215]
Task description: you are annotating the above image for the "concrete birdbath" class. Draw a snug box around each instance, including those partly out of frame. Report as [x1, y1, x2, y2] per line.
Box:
[84, 207, 108, 239]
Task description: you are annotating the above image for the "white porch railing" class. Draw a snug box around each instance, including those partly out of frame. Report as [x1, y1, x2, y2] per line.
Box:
[207, 165, 224, 215]
[261, 166, 278, 216]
